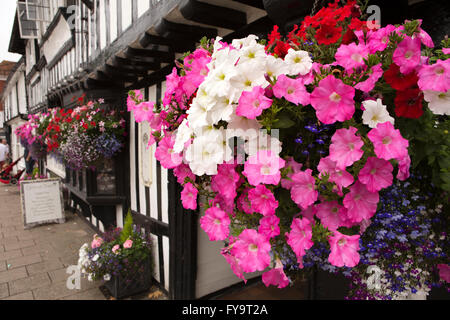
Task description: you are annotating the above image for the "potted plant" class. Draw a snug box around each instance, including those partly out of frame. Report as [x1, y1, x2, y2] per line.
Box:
[78, 211, 153, 299]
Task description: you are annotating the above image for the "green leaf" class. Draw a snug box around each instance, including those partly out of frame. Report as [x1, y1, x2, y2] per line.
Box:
[273, 111, 296, 129]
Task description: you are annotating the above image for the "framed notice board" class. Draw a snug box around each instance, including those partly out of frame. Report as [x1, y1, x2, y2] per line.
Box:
[20, 178, 65, 229]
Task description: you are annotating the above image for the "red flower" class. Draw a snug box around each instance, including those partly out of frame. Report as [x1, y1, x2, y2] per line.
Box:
[384, 64, 419, 91]
[82, 123, 88, 130]
[394, 88, 424, 119]
[315, 21, 343, 45]
[273, 41, 291, 58]
[266, 25, 282, 48]
[91, 121, 96, 127]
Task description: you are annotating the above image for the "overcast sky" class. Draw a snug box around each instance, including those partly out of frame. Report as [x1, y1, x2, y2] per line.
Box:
[0, 0, 22, 62]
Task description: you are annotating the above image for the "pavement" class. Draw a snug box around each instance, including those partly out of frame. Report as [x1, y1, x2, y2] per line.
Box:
[0, 182, 168, 300]
[0, 183, 106, 300]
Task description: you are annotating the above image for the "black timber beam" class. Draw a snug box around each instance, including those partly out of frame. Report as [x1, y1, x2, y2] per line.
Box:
[106, 63, 150, 76]
[139, 33, 173, 49]
[223, 15, 273, 43]
[126, 64, 174, 90]
[232, 0, 265, 9]
[103, 64, 143, 81]
[125, 47, 174, 64]
[179, 0, 247, 30]
[112, 56, 160, 70]
[83, 78, 123, 90]
[96, 70, 136, 84]
[154, 19, 217, 52]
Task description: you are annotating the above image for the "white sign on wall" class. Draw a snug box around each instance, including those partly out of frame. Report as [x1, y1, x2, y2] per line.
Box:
[20, 178, 65, 229]
[139, 122, 152, 186]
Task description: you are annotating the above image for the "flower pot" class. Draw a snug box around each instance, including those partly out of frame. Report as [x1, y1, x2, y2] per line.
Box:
[103, 257, 152, 299]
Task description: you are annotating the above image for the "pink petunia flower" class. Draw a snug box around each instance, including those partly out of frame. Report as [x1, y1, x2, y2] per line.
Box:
[367, 24, 397, 53]
[173, 163, 196, 185]
[417, 59, 450, 93]
[328, 231, 360, 267]
[221, 249, 247, 283]
[112, 244, 120, 254]
[290, 169, 318, 209]
[358, 157, 393, 192]
[367, 122, 409, 161]
[258, 214, 280, 239]
[272, 75, 310, 106]
[343, 181, 379, 224]
[354, 63, 383, 93]
[200, 206, 230, 241]
[262, 260, 290, 289]
[237, 188, 253, 214]
[392, 36, 421, 75]
[184, 54, 211, 97]
[248, 185, 278, 216]
[281, 157, 303, 190]
[329, 127, 364, 169]
[155, 135, 183, 169]
[231, 229, 272, 273]
[437, 264, 450, 283]
[397, 153, 411, 181]
[315, 201, 346, 231]
[123, 239, 133, 249]
[243, 150, 286, 186]
[299, 205, 317, 221]
[133, 101, 155, 123]
[335, 43, 369, 72]
[91, 235, 103, 249]
[318, 156, 354, 191]
[211, 163, 240, 202]
[180, 182, 198, 210]
[236, 86, 273, 119]
[310, 75, 355, 124]
[286, 217, 314, 267]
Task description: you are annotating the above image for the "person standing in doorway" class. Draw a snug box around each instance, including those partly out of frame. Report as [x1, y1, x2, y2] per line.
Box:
[0, 139, 10, 169]
[23, 144, 35, 176]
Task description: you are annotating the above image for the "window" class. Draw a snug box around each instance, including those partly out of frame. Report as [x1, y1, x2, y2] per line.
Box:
[17, 2, 39, 39]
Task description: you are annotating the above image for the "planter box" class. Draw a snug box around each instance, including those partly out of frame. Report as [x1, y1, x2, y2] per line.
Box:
[104, 258, 152, 299]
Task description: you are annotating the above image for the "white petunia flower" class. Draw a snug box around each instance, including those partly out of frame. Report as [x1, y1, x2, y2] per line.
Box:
[362, 99, 395, 128]
[203, 63, 236, 98]
[185, 135, 225, 176]
[231, 34, 259, 49]
[92, 254, 99, 262]
[173, 119, 193, 153]
[229, 60, 268, 96]
[423, 90, 450, 115]
[103, 274, 111, 281]
[238, 42, 266, 64]
[264, 55, 289, 79]
[207, 96, 234, 124]
[186, 99, 211, 129]
[284, 49, 313, 76]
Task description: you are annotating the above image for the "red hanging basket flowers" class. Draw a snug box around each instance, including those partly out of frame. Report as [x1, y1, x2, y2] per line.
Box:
[384, 63, 419, 91]
[394, 88, 424, 119]
[315, 20, 343, 45]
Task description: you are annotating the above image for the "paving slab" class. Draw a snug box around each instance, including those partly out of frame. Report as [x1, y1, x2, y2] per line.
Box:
[0, 283, 8, 298]
[7, 254, 42, 270]
[8, 273, 51, 296]
[0, 267, 28, 284]
[2, 291, 34, 300]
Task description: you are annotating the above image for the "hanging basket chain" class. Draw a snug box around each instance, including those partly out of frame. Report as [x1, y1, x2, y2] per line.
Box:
[310, 0, 322, 16]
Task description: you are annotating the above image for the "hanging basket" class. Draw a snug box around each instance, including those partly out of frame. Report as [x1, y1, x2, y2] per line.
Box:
[103, 257, 152, 299]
